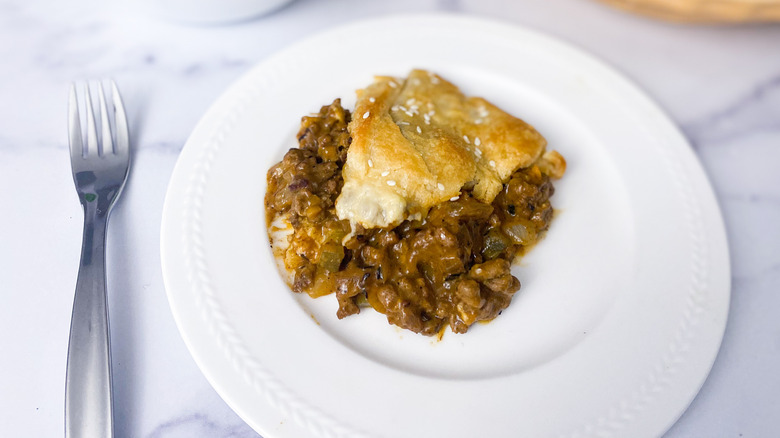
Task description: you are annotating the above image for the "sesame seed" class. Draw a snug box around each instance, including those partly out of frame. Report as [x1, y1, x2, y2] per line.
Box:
[475, 148, 482, 157]
[425, 120, 430, 125]
[368, 159, 373, 167]
[437, 183, 445, 191]
[397, 121, 410, 125]
[389, 81, 397, 88]
[463, 135, 470, 144]
[411, 78, 420, 86]
[392, 106, 399, 111]
[489, 160, 496, 167]
[381, 171, 390, 177]
[416, 126, 422, 133]
[369, 97, 375, 103]
[450, 196, 459, 201]
[387, 180, 396, 186]
[363, 111, 370, 119]
[475, 119, 483, 124]
[405, 111, 414, 117]
[431, 77, 439, 84]
[474, 137, 481, 146]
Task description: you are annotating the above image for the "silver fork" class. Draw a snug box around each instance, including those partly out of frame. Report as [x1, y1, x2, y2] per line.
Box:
[65, 81, 130, 438]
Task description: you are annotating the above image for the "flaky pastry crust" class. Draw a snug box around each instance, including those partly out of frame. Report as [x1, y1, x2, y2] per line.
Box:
[336, 69, 552, 228]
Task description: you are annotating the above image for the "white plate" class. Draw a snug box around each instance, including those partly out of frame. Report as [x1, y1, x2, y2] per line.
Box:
[161, 15, 730, 438]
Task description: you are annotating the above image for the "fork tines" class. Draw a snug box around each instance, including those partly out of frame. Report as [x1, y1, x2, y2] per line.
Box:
[68, 81, 129, 160]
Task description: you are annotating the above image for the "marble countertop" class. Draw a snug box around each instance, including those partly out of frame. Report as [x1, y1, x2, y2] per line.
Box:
[2, 0, 779, 436]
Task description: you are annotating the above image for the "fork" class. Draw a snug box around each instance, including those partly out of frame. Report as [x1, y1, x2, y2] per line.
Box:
[65, 81, 129, 438]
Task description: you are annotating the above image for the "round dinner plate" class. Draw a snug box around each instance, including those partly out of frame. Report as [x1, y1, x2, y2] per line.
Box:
[161, 15, 730, 438]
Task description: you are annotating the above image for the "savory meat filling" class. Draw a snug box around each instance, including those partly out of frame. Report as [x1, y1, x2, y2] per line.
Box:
[266, 100, 557, 336]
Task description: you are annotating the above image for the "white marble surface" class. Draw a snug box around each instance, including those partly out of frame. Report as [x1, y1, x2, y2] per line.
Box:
[1, 0, 779, 436]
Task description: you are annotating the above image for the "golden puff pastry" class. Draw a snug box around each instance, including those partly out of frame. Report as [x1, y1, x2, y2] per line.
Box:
[336, 69, 551, 229]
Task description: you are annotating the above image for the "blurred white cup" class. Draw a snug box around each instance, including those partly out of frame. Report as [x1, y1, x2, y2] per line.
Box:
[140, 0, 294, 24]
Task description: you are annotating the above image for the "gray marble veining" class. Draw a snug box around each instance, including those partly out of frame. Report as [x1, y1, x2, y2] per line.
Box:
[683, 73, 780, 147]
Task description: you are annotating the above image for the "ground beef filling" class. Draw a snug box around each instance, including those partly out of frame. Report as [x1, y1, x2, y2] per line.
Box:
[265, 100, 555, 336]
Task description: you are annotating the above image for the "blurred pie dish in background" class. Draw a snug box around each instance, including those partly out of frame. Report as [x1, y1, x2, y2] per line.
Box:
[598, 0, 780, 22]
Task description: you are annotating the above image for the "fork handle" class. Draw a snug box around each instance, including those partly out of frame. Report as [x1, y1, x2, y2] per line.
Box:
[65, 205, 113, 438]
